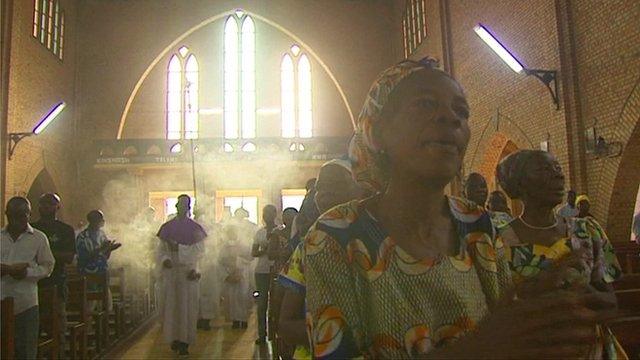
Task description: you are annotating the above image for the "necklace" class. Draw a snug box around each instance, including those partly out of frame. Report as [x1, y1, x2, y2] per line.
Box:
[518, 216, 558, 230]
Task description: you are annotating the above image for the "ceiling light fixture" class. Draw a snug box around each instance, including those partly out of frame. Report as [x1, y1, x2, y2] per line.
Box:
[474, 24, 559, 110]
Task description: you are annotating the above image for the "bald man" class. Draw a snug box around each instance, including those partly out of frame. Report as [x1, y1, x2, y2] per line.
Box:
[1, 197, 55, 359]
[31, 193, 76, 357]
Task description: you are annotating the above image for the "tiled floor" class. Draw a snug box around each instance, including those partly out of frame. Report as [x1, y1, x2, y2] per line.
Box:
[117, 310, 271, 359]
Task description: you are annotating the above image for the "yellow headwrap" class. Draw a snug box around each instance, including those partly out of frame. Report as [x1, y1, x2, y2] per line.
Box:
[576, 194, 590, 204]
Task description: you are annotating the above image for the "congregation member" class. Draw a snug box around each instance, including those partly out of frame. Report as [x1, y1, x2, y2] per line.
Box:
[301, 59, 616, 358]
[289, 179, 320, 250]
[496, 149, 626, 358]
[31, 193, 76, 357]
[156, 194, 206, 356]
[486, 190, 513, 229]
[556, 189, 578, 226]
[267, 207, 298, 355]
[278, 158, 362, 359]
[76, 209, 121, 311]
[464, 172, 489, 208]
[252, 204, 279, 345]
[1, 197, 55, 359]
[576, 194, 596, 220]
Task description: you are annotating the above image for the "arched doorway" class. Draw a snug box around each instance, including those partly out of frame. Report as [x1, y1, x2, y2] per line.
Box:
[606, 119, 640, 243]
[475, 133, 521, 216]
[26, 168, 57, 220]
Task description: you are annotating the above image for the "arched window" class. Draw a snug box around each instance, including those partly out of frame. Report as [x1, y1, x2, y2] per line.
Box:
[281, 45, 313, 138]
[184, 54, 199, 139]
[166, 47, 199, 139]
[224, 11, 256, 139]
[281, 54, 295, 138]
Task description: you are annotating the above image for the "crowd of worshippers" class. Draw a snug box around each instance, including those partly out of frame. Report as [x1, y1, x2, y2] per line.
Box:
[1, 57, 630, 359]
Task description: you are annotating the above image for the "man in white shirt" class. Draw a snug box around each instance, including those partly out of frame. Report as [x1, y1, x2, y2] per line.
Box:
[1, 197, 55, 359]
[252, 204, 280, 345]
[556, 190, 578, 227]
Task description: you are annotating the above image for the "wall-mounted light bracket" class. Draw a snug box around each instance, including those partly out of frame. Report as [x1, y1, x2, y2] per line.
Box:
[524, 69, 559, 110]
[7, 132, 34, 160]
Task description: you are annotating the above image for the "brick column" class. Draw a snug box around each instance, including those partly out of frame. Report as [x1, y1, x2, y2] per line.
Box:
[555, 0, 589, 193]
[0, 0, 14, 226]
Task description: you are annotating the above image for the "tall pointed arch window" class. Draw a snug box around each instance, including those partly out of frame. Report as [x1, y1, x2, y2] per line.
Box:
[281, 45, 313, 138]
[224, 11, 256, 139]
[166, 46, 199, 140]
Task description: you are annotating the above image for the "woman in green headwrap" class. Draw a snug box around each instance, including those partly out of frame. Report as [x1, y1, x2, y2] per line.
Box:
[302, 59, 616, 359]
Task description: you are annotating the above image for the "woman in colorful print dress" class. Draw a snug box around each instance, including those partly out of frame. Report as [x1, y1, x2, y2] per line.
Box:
[278, 158, 363, 360]
[496, 149, 627, 359]
[302, 59, 617, 359]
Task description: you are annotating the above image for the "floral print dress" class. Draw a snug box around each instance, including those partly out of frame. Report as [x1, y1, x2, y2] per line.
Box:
[500, 217, 627, 359]
[303, 196, 512, 359]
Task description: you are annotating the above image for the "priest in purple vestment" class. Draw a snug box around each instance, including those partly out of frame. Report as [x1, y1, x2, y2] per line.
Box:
[156, 194, 206, 356]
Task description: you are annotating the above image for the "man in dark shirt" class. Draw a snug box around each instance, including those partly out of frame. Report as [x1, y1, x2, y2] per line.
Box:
[31, 193, 76, 357]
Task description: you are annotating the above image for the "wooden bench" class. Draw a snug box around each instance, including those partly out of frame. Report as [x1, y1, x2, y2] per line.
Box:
[85, 272, 111, 350]
[610, 272, 640, 358]
[37, 286, 60, 359]
[66, 277, 89, 359]
[1, 297, 15, 360]
[614, 242, 640, 274]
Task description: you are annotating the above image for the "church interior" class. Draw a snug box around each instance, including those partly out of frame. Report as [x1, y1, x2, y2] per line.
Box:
[1, 0, 639, 359]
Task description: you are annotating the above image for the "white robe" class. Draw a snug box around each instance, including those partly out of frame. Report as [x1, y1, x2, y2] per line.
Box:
[157, 241, 204, 344]
[198, 250, 222, 320]
[221, 242, 253, 322]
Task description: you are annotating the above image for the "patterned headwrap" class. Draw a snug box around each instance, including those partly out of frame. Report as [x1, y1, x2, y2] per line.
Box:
[348, 57, 442, 193]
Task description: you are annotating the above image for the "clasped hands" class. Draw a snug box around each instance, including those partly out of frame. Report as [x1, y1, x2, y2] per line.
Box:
[161, 259, 200, 281]
[0, 263, 29, 279]
[429, 251, 618, 359]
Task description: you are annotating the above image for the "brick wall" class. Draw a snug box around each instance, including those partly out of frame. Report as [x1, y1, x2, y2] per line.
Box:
[389, 0, 639, 241]
[2, 0, 81, 224]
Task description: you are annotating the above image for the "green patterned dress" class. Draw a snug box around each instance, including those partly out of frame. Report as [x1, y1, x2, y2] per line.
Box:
[500, 217, 627, 359]
[303, 196, 512, 359]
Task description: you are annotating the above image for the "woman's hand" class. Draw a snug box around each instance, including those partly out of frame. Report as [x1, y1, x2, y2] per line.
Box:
[426, 258, 617, 359]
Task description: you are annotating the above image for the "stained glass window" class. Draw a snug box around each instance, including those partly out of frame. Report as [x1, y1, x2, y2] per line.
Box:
[281, 47, 313, 138]
[33, 0, 64, 59]
[32, 0, 40, 37]
[167, 55, 182, 140]
[402, 0, 428, 58]
[166, 48, 199, 139]
[298, 55, 312, 138]
[224, 13, 255, 139]
[184, 55, 199, 139]
[224, 16, 239, 139]
[281, 54, 295, 138]
[241, 16, 256, 139]
[58, 11, 64, 60]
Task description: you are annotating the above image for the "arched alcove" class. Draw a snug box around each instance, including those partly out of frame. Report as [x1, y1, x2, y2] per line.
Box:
[26, 168, 57, 219]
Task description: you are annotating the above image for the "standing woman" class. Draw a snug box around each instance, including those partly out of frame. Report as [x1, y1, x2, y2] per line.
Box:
[302, 59, 616, 359]
[496, 150, 626, 358]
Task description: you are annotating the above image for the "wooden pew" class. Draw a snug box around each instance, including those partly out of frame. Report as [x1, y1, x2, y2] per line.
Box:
[109, 267, 127, 337]
[614, 242, 640, 274]
[85, 272, 111, 350]
[66, 277, 88, 359]
[1, 297, 15, 360]
[37, 286, 60, 359]
[610, 272, 640, 358]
